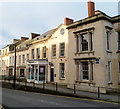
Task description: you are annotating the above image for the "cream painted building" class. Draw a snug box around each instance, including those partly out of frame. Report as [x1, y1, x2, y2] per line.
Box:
[0, 18, 73, 84]
[66, 2, 120, 93]
[26, 23, 71, 83]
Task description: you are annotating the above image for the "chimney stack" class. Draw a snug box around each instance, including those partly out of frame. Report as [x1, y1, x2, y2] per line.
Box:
[13, 39, 20, 43]
[64, 17, 74, 25]
[30, 33, 40, 39]
[20, 37, 29, 41]
[88, 1, 95, 17]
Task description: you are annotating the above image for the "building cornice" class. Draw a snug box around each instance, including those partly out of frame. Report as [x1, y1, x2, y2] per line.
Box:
[67, 11, 120, 30]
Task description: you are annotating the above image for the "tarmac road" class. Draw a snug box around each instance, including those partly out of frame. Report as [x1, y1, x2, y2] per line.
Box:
[2, 88, 119, 108]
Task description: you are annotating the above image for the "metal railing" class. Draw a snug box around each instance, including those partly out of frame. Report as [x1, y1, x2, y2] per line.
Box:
[1, 76, 120, 103]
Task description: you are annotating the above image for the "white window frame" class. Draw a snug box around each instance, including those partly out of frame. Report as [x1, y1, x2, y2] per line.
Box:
[22, 54, 25, 64]
[27, 54, 29, 61]
[80, 62, 89, 81]
[80, 33, 89, 52]
[106, 30, 111, 51]
[76, 31, 93, 53]
[31, 49, 34, 59]
[36, 48, 40, 59]
[42, 46, 46, 59]
[19, 55, 21, 64]
[59, 63, 65, 79]
[59, 43, 65, 57]
[79, 61, 93, 81]
[52, 44, 56, 57]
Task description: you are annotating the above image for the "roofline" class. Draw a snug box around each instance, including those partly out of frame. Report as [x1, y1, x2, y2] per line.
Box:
[32, 24, 66, 44]
[67, 11, 120, 29]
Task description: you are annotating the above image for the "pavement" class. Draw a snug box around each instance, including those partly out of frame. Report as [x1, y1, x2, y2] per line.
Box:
[2, 88, 119, 108]
[2, 80, 120, 103]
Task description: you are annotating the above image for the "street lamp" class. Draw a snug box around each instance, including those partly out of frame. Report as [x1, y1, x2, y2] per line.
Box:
[13, 43, 16, 89]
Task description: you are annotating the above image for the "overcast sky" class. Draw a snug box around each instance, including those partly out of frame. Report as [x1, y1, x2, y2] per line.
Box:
[0, 1, 119, 49]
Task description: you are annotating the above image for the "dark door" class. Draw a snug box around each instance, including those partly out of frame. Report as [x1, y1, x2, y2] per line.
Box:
[9, 69, 13, 77]
[50, 68, 54, 82]
[39, 66, 45, 81]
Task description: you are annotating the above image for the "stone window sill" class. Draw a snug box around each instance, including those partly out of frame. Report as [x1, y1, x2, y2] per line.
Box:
[106, 50, 112, 53]
[59, 56, 65, 58]
[75, 51, 94, 55]
[59, 78, 65, 80]
[75, 51, 95, 55]
[108, 81, 113, 84]
[116, 50, 120, 53]
[51, 57, 56, 59]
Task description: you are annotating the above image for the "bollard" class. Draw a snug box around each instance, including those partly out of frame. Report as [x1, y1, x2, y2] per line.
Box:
[25, 81, 27, 86]
[56, 82, 58, 91]
[43, 82, 45, 89]
[74, 84, 76, 94]
[33, 82, 35, 88]
[19, 79, 20, 85]
[9, 78, 10, 83]
[98, 87, 100, 98]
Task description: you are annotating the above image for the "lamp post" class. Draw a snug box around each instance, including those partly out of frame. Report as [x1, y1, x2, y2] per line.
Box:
[13, 43, 16, 89]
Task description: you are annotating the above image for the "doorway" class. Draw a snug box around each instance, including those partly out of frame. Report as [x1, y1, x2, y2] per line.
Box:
[50, 67, 54, 82]
[39, 66, 45, 82]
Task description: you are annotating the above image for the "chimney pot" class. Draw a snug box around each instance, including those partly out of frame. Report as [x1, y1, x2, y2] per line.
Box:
[88, 1, 95, 17]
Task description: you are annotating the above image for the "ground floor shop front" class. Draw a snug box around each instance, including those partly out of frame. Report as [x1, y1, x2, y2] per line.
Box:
[27, 59, 49, 83]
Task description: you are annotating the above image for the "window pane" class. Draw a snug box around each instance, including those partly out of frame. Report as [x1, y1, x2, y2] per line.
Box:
[27, 54, 29, 60]
[60, 43, 65, 56]
[81, 34, 88, 51]
[107, 31, 110, 50]
[42, 46, 46, 58]
[36, 48, 40, 59]
[81, 62, 89, 80]
[108, 61, 112, 82]
[90, 32, 93, 51]
[52, 45, 56, 57]
[31, 49, 34, 59]
[60, 63, 65, 79]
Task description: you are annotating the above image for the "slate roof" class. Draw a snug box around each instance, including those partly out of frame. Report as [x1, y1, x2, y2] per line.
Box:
[34, 28, 56, 41]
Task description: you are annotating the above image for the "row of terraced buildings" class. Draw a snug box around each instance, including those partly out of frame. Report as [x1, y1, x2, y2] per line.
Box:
[0, 1, 120, 93]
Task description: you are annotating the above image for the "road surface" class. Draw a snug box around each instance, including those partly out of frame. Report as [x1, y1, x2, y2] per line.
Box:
[2, 88, 119, 108]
